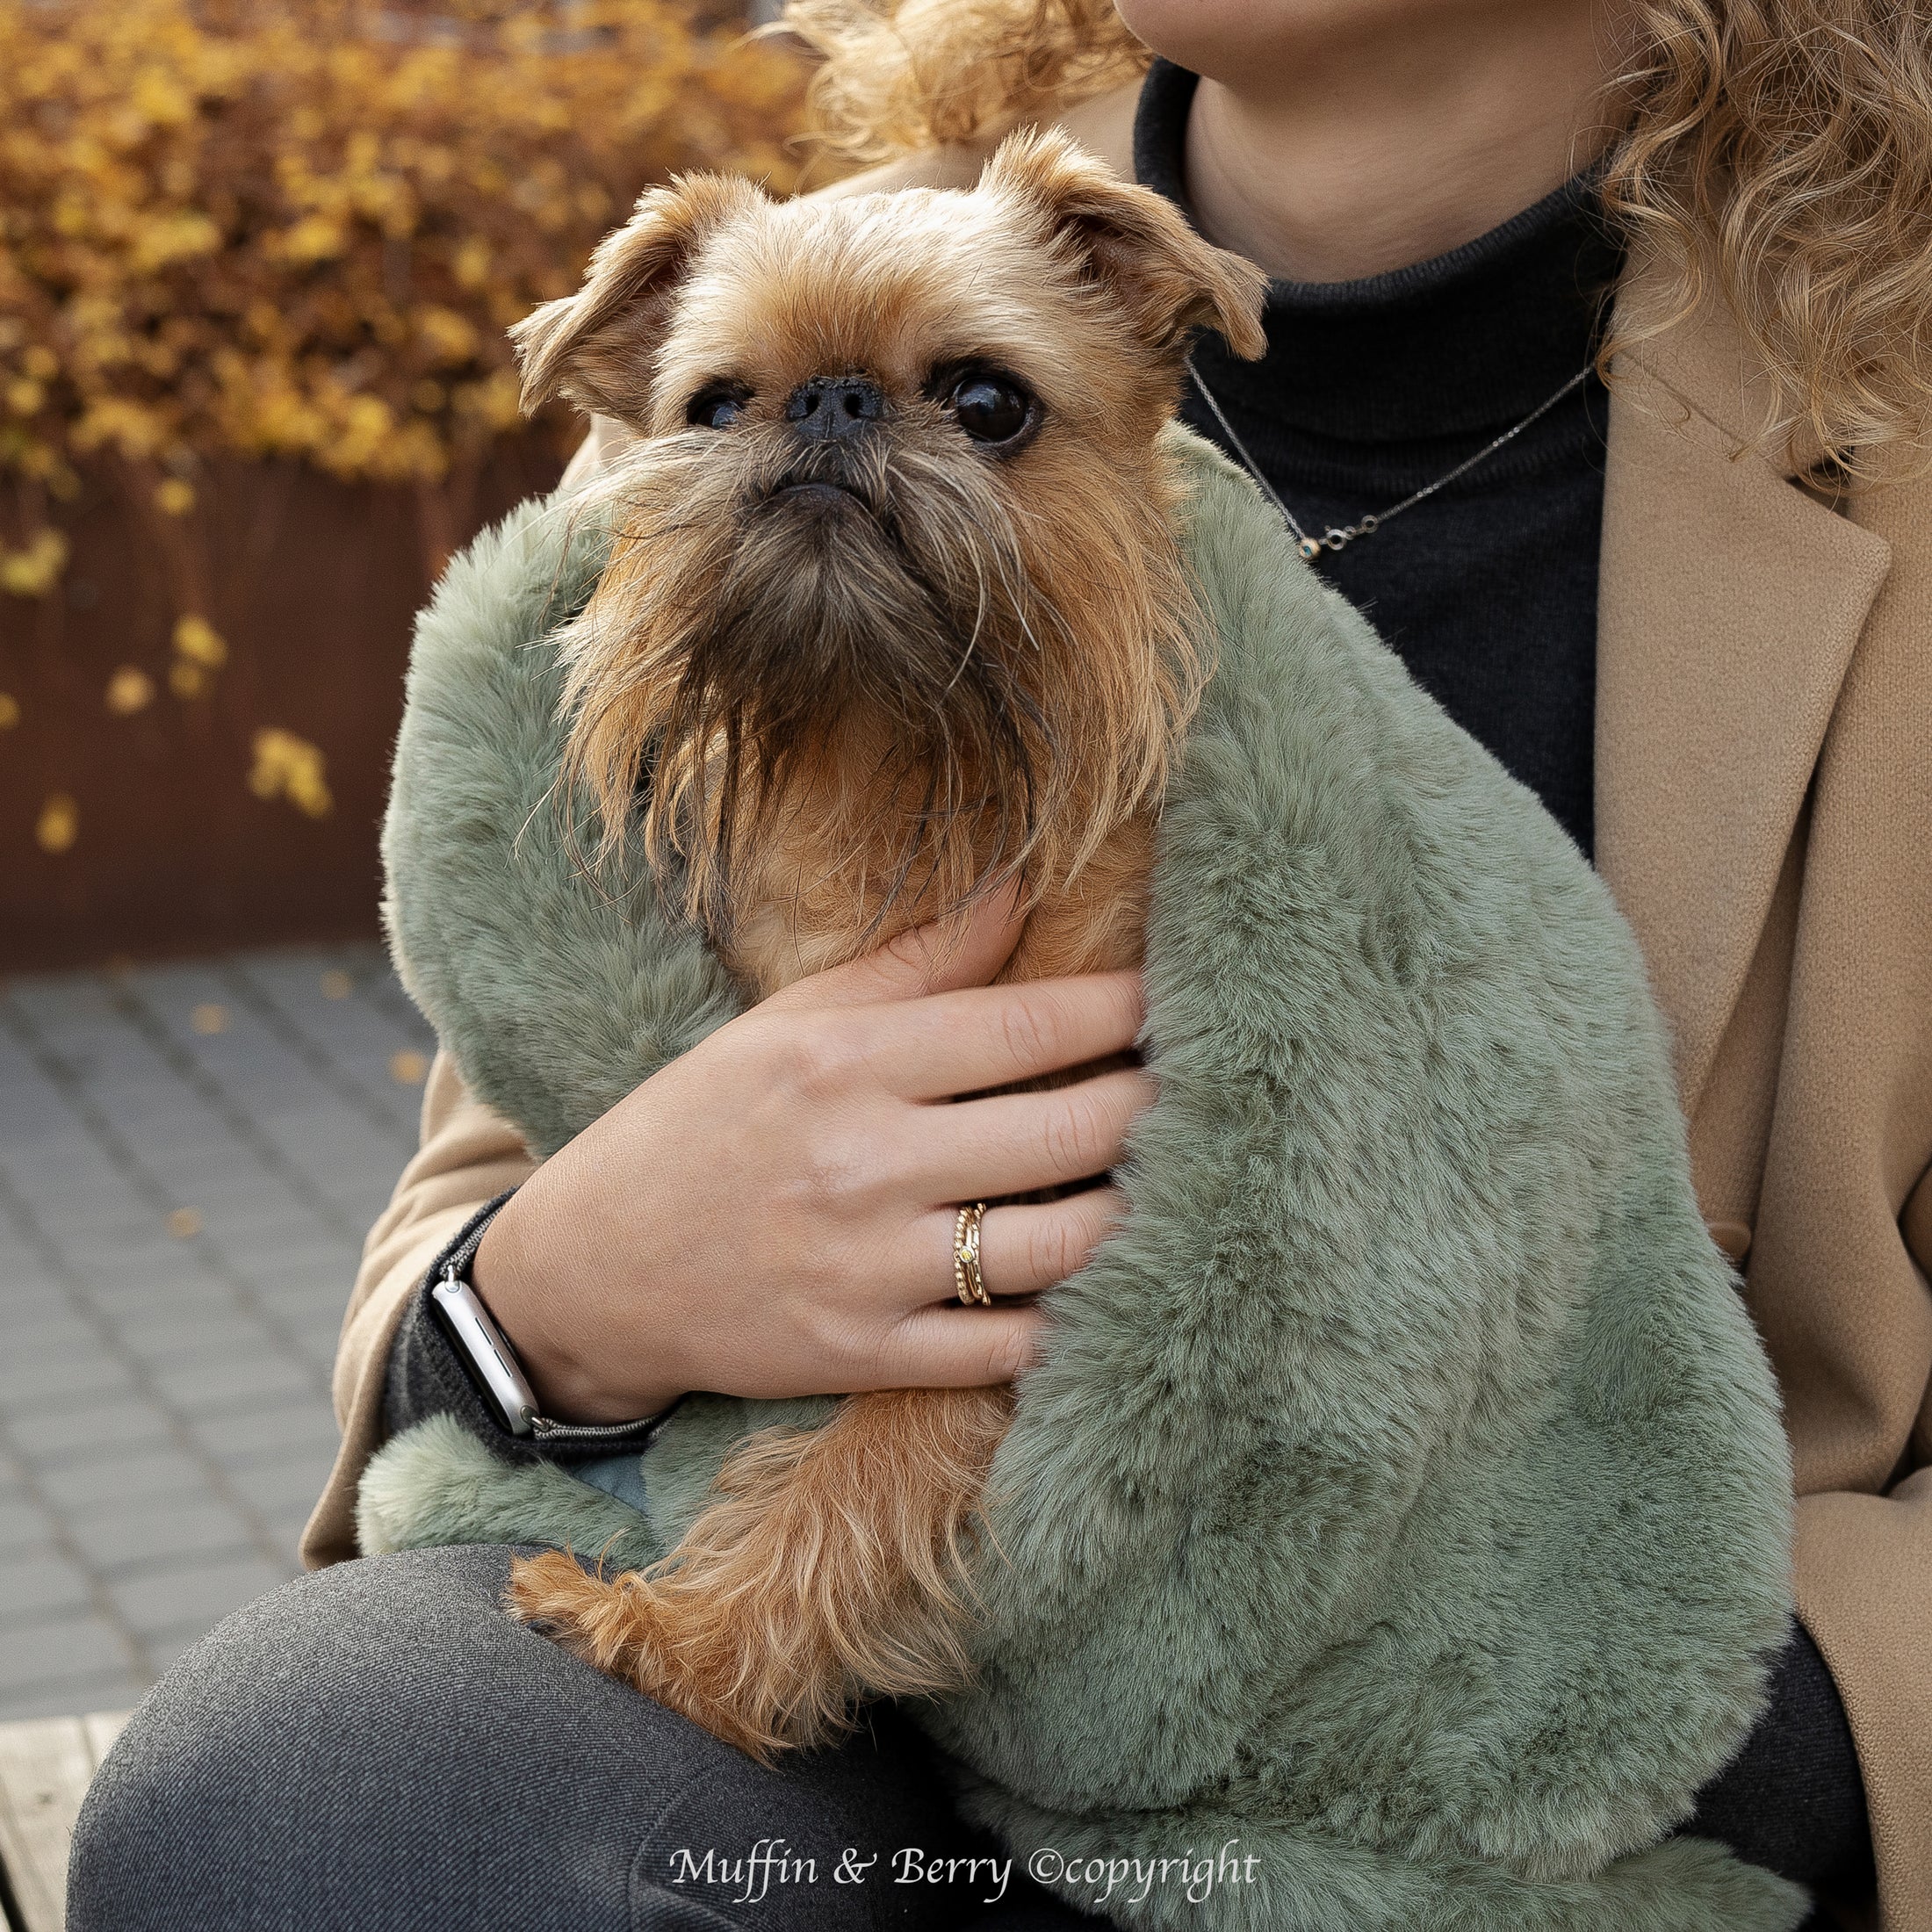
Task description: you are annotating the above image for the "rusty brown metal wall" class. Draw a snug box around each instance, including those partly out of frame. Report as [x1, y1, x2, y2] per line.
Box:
[0, 443, 566, 971]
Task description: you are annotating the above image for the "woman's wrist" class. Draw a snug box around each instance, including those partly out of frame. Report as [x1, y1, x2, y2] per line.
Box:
[470, 1179, 688, 1423]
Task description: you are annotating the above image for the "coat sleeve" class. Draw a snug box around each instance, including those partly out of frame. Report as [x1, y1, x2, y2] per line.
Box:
[299, 1051, 537, 1569]
[1791, 1157, 1932, 1931]
[1764, 472, 1932, 1932]
[298, 407, 642, 1568]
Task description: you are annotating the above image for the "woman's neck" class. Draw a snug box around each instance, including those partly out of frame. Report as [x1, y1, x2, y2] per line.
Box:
[1164, 2, 1629, 283]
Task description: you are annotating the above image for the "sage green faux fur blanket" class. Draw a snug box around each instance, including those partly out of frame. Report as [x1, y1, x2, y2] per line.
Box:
[364, 424, 1803, 1931]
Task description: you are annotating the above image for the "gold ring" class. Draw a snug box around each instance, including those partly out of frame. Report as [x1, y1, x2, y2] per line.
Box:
[953, 1201, 991, 1307]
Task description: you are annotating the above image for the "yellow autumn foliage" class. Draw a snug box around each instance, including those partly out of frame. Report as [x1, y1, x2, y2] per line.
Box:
[249, 724, 334, 818]
[170, 613, 228, 667]
[0, 0, 809, 587]
[105, 665, 155, 714]
[35, 792, 79, 853]
[0, 528, 68, 595]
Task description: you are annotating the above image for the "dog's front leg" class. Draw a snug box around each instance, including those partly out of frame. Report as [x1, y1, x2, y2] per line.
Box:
[508, 1383, 1013, 1759]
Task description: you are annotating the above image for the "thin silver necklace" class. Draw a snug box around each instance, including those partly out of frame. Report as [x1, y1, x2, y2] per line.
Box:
[1186, 357, 1594, 563]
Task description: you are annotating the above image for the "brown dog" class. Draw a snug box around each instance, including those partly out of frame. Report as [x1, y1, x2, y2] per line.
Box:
[505, 128, 1266, 1759]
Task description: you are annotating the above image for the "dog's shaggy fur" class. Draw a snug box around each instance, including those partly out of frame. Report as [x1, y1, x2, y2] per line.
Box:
[528, 132, 1262, 980]
[488, 131, 1267, 1758]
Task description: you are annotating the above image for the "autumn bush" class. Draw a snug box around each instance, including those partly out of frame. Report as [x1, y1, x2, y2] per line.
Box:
[0, 0, 805, 931]
[0, 0, 805, 580]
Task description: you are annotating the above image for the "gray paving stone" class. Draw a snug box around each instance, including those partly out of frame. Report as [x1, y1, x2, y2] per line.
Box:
[12, 1395, 176, 1466]
[0, 944, 428, 1698]
[263, 1501, 324, 1557]
[81, 1496, 263, 1575]
[139, 1629, 213, 1678]
[0, 1666, 151, 1722]
[222, 1453, 336, 1520]
[76, 1263, 218, 1308]
[2, 1367, 147, 1432]
[99, 1280, 255, 1331]
[0, 1309, 99, 1360]
[114, 1308, 286, 1366]
[197, 1202, 337, 1248]
[191, 1403, 343, 1467]
[285, 1323, 350, 1369]
[51, 1224, 205, 1269]
[0, 1346, 138, 1408]
[0, 1251, 59, 1294]
[145, 1351, 322, 1411]
[0, 1492, 55, 1557]
[0, 1547, 95, 1621]
[0, 1609, 133, 1697]
[105, 1550, 292, 1643]
[246, 1247, 364, 1297]
[36, 1445, 213, 1514]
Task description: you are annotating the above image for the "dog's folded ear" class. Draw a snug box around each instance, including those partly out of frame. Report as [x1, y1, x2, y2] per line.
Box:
[510, 172, 764, 421]
[982, 127, 1268, 364]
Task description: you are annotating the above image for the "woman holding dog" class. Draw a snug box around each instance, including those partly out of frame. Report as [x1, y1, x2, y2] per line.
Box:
[72, 3, 1932, 1929]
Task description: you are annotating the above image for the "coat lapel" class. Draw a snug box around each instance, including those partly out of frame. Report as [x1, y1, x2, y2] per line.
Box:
[1596, 267, 1891, 1114]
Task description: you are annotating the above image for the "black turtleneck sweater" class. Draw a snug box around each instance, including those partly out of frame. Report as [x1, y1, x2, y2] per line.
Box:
[1137, 58, 1617, 858]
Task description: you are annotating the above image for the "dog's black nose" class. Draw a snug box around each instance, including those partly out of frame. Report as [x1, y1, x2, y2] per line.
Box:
[785, 376, 885, 443]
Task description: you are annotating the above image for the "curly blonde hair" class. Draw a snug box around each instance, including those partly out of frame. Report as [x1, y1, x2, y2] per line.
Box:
[782, 0, 1932, 477]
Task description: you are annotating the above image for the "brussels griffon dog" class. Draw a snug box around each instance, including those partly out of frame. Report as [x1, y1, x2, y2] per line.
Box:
[505, 128, 1266, 1758]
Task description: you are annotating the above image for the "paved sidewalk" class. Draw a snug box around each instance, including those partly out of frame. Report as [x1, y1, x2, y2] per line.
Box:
[0, 944, 436, 1720]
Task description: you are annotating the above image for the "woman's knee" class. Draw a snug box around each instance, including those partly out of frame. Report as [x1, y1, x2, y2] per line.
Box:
[66, 1542, 1005, 1930]
[68, 1545, 694, 1930]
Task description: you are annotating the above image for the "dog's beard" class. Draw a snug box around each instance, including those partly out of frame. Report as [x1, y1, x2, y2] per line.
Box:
[553, 421, 1198, 949]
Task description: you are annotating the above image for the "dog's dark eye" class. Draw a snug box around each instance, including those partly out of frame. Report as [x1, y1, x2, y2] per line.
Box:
[687, 386, 747, 430]
[948, 374, 1033, 446]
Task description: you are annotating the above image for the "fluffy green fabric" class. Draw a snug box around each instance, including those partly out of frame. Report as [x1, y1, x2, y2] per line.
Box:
[366, 424, 1803, 1931]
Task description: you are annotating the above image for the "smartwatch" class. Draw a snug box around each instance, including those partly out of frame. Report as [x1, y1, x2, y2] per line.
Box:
[424, 1191, 670, 1449]
[431, 1266, 542, 1437]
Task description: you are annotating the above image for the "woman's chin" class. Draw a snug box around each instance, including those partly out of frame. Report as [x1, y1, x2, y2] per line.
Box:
[1113, 0, 1444, 79]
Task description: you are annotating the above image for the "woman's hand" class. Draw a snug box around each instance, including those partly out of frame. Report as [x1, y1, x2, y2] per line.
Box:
[471, 891, 1150, 1422]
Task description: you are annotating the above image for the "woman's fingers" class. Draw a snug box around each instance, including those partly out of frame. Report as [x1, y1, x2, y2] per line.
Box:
[869, 1301, 1047, 1389]
[762, 883, 1026, 1013]
[911, 1186, 1128, 1304]
[866, 972, 1145, 1099]
[914, 1068, 1156, 1202]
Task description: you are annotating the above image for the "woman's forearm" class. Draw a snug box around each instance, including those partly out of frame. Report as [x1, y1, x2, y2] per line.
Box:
[304, 1052, 537, 1567]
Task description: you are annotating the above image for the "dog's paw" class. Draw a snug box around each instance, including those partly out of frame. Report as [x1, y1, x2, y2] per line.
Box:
[507, 1551, 811, 1761]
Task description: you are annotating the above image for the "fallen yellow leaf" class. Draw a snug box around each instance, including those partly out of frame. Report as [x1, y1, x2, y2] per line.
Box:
[1, 530, 68, 599]
[36, 793, 77, 853]
[249, 726, 334, 818]
[105, 667, 155, 715]
[172, 613, 227, 667]
[390, 1049, 429, 1085]
[191, 1002, 227, 1034]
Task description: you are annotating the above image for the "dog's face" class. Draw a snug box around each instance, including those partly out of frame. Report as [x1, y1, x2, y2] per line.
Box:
[515, 130, 1265, 941]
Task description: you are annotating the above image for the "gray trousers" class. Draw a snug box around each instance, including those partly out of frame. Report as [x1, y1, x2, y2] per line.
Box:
[65, 1544, 1851, 1930]
[67, 1546, 1093, 1931]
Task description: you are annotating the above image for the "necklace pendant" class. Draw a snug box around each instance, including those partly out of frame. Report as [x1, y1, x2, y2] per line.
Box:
[1188, 355, 1594, 575]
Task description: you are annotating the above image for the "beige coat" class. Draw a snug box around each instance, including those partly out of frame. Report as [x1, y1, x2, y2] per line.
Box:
[305, 91, 1932, 1928]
